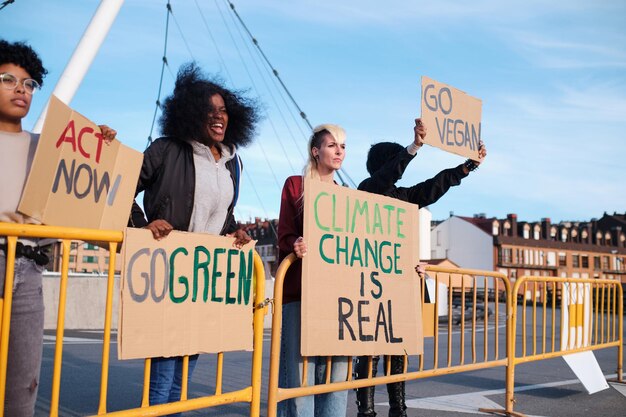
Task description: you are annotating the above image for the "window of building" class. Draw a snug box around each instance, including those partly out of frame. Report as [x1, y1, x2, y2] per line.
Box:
[539, 251, 545, 266]
[602, 256, 609, 270]
[504, 248, 512, 263]
[550, 227, 557, 240]
[105, 257, 109, 265]
[70, 242, 78, 251]
[503, 221, 511, 236]
[594, 256, 601, 269]
[605, 232, 612, 245]
[436, 230, 441, 246]
[547, 252, 556, 267]
[83, 256, 98, 263]
[83, 243, 99, 250]
[581, 255, 589, 268]
[523, 225, 530, 239]
[533, 225, 540, 240]
[492, 221, 499, 236]
[572, 254, 580, 268]
[516, 249, 523, 264]
[558, 252, 566, 267]
[498, 248, 513, 264]
[561, 229, 568, 242]
[69, 255, 76, 263]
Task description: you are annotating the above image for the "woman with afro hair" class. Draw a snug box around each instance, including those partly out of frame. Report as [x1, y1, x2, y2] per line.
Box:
[129, 62, 261, 412]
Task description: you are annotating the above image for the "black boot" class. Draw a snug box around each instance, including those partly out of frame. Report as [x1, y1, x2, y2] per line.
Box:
[355, 356, 379, 417]
[385, 356, 407, 417]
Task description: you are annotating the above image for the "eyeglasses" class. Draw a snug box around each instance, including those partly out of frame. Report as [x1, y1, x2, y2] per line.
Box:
[0, 73, 40, 95]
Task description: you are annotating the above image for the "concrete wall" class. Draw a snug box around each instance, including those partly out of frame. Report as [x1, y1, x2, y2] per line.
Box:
[43, 273, 119, 330]
[43, 273, 275, 330]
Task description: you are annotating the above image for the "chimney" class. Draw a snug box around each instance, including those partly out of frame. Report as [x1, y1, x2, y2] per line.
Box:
[507, 214, 517, 237]
[610, 226, 622, 247]
[541, 217, 551, 240]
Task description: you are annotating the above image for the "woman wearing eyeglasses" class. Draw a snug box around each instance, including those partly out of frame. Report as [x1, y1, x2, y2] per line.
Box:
[0, 38, 48, 417]
[0, 39, 116, 417]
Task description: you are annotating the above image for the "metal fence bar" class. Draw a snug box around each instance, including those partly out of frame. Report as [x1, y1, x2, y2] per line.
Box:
[267, 261, 511, 417]
[0, 222, 266, 417]
[486, 276, 625, 417]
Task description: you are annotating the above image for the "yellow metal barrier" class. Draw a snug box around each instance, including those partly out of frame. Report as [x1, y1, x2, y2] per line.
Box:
[483, 276, 624, 417]
[266, 256, 512, 417]
[0, 222, 267, 417]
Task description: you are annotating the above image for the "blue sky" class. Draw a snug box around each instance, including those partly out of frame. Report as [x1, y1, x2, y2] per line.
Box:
[2, 0, 625, 224]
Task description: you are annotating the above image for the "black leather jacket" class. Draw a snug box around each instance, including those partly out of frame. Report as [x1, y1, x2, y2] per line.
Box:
[357, 147, 467, 207]
[129, 137, 241, 235]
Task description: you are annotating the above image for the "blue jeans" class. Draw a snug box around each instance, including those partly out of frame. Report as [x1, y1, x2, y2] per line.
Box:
[1, 252, 44, 417]
[278, 302, 348, 417]
[149, 354, 199, 416]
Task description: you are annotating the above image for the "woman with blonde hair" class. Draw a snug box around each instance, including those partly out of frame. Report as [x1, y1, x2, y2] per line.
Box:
[277, 124, 349, 417]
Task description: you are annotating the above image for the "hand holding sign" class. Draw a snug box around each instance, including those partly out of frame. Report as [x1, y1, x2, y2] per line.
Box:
[227, 228, 253, 248]
[145, 219, 174, 240]
[293, 236, 307, 258]
[98, 124, 117, 144]
[413, 118, 427, 147]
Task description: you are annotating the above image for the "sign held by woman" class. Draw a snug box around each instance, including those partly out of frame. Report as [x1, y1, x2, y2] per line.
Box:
[301, 178, 423, 356]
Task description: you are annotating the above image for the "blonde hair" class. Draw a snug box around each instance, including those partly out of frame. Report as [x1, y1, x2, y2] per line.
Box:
[303, 123, 346, 180]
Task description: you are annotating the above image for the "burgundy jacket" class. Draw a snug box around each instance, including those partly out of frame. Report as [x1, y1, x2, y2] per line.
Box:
[277, 175, 305, 304]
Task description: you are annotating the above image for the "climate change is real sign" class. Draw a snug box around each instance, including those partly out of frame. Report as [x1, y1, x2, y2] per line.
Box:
[301, 178, 423, 356]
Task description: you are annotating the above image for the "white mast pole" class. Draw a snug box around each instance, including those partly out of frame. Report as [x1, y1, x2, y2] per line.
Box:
[33, 0, 125, 133]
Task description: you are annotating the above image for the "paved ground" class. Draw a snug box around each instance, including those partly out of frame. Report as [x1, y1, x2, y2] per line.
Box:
[34, 326, 626, 417]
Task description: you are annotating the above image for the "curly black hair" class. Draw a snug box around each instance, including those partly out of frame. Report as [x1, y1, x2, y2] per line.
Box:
[0, 39, 47, 86]
[366, 142, 405, 175]
[159, 63, 260, 149]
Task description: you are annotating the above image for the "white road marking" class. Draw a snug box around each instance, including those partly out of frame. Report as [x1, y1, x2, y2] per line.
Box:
[378, 374, 621, 416]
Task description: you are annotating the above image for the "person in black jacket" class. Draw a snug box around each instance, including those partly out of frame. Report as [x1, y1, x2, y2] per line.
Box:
[129, 62, 260, 415]
[354, 118, 486, 417]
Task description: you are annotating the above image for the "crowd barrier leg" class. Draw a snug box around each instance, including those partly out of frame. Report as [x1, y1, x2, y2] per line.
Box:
[0, 237, 17, 417]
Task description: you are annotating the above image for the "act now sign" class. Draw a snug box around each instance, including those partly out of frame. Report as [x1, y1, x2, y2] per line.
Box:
[19, 95, 142, 231]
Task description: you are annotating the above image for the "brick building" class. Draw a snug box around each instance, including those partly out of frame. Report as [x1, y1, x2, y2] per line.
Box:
[46, 240, 119, 274]
[434, 212, 626, 284]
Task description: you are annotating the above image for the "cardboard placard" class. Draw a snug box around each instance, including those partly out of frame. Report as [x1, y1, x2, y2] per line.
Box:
[118, 228, 256, 360]
[420, 76, 482, 160]
[301, 178, 423, 356]
[18, 95, 143, 230]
